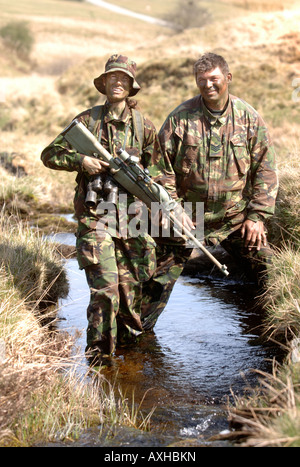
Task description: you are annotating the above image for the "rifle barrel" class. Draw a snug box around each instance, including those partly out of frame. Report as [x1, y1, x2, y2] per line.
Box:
[63, 120, 229, 277]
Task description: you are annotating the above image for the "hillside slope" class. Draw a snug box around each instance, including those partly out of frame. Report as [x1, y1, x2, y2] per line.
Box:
[0, 0, 299, 202]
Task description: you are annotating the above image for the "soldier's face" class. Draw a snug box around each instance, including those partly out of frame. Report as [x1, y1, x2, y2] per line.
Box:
[196, 67, 232, 110]
[104, 71, 131, 103]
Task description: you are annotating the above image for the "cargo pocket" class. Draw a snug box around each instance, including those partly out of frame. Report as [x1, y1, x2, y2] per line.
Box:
[174, 134, 200, 176]
[76, 230, 112, 270]
[119, 234, 157, 283]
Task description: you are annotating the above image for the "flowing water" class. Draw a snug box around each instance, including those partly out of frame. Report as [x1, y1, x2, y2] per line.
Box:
[50, 232, 280, 447]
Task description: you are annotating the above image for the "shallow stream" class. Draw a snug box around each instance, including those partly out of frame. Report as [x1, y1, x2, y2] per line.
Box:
[50, 231, 280, 447]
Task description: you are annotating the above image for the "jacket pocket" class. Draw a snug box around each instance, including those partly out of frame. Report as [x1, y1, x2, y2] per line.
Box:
[228, 134, 250, 177]
[174, 134, 200, 175]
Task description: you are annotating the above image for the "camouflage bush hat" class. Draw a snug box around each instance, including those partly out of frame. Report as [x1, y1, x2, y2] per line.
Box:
[94, 54, 141, 96]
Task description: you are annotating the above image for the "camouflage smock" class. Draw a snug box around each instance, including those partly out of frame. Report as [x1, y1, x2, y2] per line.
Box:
[41, 103, 178, 269]
[158, 94, 278, 245]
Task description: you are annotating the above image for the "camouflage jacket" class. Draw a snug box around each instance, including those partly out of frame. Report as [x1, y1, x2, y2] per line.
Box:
[158, 94, 278, 245]
[41, 103, 178, 267]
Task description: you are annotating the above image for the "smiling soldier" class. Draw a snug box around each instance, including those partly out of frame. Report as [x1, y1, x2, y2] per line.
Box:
[159, 52, 278, 287]
[40, 54, 185, 362]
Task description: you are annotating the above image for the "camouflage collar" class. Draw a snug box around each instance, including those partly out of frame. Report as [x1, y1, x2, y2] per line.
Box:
[201, 96, 230, 126]
[104, 102, 131, 124]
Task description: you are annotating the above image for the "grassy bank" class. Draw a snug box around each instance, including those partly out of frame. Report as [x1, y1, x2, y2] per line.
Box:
[223, 239, 300, 446]
[0, 213, 153, 446]
[224, 148, 300, 447]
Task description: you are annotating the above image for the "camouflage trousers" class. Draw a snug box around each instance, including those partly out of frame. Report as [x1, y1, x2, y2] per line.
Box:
[83, 234, 190, 356]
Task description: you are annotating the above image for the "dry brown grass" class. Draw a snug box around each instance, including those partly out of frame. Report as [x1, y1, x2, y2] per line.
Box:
[226, 359, 300, 447]
[0, 214, 153, 446]
[262, 245, 300, 338]
[1, 0, 300, 447]
[222, 0, 297, 11]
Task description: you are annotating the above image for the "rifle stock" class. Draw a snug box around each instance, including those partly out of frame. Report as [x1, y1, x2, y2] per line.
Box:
[62, 119, 229, 276]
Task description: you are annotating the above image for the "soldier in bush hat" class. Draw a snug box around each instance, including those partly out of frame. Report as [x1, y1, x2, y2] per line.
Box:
[41, 54, 188, 363]
[94, 54, 141, 97]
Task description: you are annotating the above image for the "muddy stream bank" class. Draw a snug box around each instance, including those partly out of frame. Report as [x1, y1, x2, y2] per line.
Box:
[48, 231, 281, 447]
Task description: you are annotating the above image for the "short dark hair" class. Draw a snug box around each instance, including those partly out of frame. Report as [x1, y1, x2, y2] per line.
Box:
[194, 52, 230, 76]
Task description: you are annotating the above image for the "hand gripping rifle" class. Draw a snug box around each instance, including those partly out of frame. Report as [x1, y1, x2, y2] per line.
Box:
[62, 119, 229, 276]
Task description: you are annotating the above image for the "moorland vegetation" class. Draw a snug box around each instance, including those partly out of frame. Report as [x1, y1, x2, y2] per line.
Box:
[0, 0, 300, 446]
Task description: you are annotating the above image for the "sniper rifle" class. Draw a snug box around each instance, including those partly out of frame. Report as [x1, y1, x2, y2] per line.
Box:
[62, 119, 229, 276]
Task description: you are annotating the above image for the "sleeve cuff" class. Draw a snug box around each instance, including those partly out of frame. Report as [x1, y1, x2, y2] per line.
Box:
[76, 153, 86, 170]
[246, 212, 264, 223]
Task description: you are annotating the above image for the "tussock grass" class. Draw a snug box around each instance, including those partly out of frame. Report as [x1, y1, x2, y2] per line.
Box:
[1, 0, 300, 447]
[0, 214, 153, 446]
[268, 166, 300, 248]
[263, 245, 300, 340]
[0, 223, 75, 445]
[227, 360, 300, 447]
[0, 212, 69, 306]
[0, 170, 45, 213]
[0, 151, 74, 214]
[226, 141, 300, 446]
[263, 144, 300, 340]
